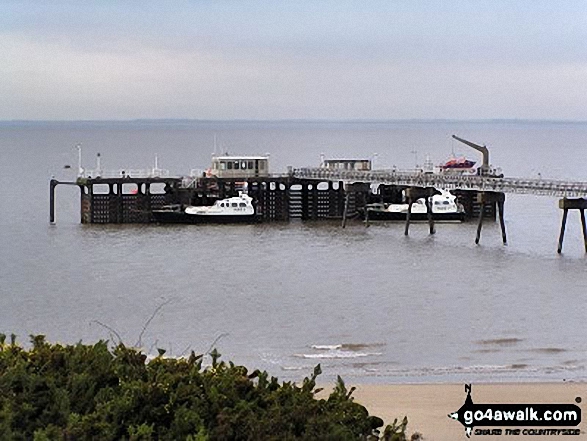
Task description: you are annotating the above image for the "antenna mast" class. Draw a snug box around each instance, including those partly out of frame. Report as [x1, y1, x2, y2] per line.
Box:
[77, 144, 84, 177]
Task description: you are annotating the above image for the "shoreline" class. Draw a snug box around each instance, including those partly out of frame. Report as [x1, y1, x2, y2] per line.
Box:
[347, 382, 585, 441]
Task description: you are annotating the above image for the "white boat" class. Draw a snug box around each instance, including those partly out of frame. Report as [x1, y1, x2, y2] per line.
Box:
[365, 190, 466, 221]
[153, 193, 256, 224]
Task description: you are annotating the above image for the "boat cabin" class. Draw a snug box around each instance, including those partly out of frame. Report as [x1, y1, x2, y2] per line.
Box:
[321, 158, 371, 171]
[210, 155, 269, 178]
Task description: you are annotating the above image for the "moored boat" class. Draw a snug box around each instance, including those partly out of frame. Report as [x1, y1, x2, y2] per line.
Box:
[364, 190, 466, 222]
[153, 193, 257, 224]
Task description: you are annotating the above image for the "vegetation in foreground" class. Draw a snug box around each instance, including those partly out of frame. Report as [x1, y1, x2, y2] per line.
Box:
[0, 335, 414, 440]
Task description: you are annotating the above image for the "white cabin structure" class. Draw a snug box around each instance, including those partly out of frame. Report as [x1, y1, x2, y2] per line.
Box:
[321, 158, 371, 171]
[210, 155, 270, 178]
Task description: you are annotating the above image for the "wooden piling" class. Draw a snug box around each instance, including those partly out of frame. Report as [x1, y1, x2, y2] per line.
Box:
[497, 197, 507, 245]
[49, 179, 57, 224]
[475, 193, 484, 245]
[579, 209, 587, 253]
[342, 192, 350, 228]
[558, 208, 568, 254]
[426, 189, 435, 235]
[404, 198, 413, 236]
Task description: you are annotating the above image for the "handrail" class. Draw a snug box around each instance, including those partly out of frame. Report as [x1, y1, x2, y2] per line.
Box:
[293, 168, 587, 197]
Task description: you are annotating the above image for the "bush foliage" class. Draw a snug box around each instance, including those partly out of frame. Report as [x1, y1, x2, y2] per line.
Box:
[0, 335, 411, 440]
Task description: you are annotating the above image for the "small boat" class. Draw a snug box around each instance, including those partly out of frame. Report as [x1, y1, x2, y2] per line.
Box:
[440, 155, 476, 172]
[364, 190, 466, 222]
[153, 193, 257, 224]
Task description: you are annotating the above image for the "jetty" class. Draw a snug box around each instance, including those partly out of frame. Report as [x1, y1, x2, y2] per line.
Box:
[50, 137, 587, 253]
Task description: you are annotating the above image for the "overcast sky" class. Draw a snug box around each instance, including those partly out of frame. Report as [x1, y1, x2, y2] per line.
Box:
[1, 1, 586, 120]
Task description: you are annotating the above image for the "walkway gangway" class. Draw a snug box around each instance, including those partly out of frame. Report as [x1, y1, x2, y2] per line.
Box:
[293, 168, 587, 198]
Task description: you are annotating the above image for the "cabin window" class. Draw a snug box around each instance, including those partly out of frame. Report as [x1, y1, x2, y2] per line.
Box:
[241, 161, 247, 169]
[227, 162, 233, 170]
[234, 161, 240, 170]
[220, 162, 226, 170]
[260, 161, 265, 170]
[248, 161, 254, 170]
[220, 203, 225, 207]
[231, 203, 238, 207]
[239, 202, 246, 207]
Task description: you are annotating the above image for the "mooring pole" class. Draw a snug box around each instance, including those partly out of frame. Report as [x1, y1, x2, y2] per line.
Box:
[581, 209, 587, 253]
[557, 208, 568, 254]
[364, 205, 370, 227]
[404, 198, 413, 236]
[342, 192, 350, 228]
[50, 179, 57, 224]
[475, 192, 485, 245]
[426, 189, 435, 235]
[497, 194, 507, 245]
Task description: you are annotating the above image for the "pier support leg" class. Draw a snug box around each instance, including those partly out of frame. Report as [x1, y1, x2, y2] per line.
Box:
[475, 193, 484, 245]
[404, 199, 413, 236]
[557, 198, 587, 254]
[364, 205, 370, 227]
[50, 179, 57, 224]
[581, 209, 587, 253]
[426, 191, 435, 235]
[497, 196, 507, 245]
[557, 209, 568, 254]
[342, 192, 350, 228]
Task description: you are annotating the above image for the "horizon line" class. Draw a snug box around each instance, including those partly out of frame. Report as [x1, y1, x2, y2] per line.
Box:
[1, 117, 586, 124]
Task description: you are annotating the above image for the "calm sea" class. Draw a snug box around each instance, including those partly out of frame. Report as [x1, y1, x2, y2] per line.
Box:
[1, 120, 586, 384]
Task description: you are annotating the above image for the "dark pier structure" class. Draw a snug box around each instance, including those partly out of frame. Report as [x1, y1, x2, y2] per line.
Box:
[50, 136, 587, 252]
[50, 175, 495, 225]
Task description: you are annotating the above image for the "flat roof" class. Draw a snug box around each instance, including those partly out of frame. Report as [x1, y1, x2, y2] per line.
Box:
[323, 158, 371, 162]
[212, 156, 269, 160]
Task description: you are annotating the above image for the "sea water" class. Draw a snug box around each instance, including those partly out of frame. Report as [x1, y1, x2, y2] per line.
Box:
[1, 120, 586, 383]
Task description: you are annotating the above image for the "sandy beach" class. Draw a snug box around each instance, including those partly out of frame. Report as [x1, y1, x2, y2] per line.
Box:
[350, 383, 585, 440]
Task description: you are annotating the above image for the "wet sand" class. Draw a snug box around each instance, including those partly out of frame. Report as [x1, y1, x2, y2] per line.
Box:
[350, 383, 585, 440]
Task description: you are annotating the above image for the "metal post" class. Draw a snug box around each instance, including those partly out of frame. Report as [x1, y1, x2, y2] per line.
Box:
[581, 209, 587, 253]
[475, 193, 484, 245]
[365, 205, 370, 227]
[497, 197, 507, 245]
[50, 179, 57, 224]
[404, 198, 413, 236]
[342, 192, 350, 228]
[426, 190, 435, 235]
[557, 208, 568, 254]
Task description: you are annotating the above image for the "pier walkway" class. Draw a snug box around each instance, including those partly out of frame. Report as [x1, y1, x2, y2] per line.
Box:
[293, 168, 587, 198]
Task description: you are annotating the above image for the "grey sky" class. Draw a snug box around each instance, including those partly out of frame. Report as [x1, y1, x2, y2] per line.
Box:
[1, 1, 586, 120]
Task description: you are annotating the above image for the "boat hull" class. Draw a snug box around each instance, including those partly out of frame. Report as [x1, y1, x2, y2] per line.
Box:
[364, 210, 466, 222]
[153, 211, 258, 224]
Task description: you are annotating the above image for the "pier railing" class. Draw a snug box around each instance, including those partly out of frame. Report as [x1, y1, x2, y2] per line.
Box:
[293, 168, 587, 197]
[80, 168, 170, 179]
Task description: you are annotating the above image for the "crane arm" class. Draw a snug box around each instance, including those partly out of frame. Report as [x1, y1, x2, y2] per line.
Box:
[451, 135, 489, 169]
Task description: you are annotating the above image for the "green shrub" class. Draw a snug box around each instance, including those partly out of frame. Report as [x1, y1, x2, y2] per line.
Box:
[0, 335, 410, 440]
